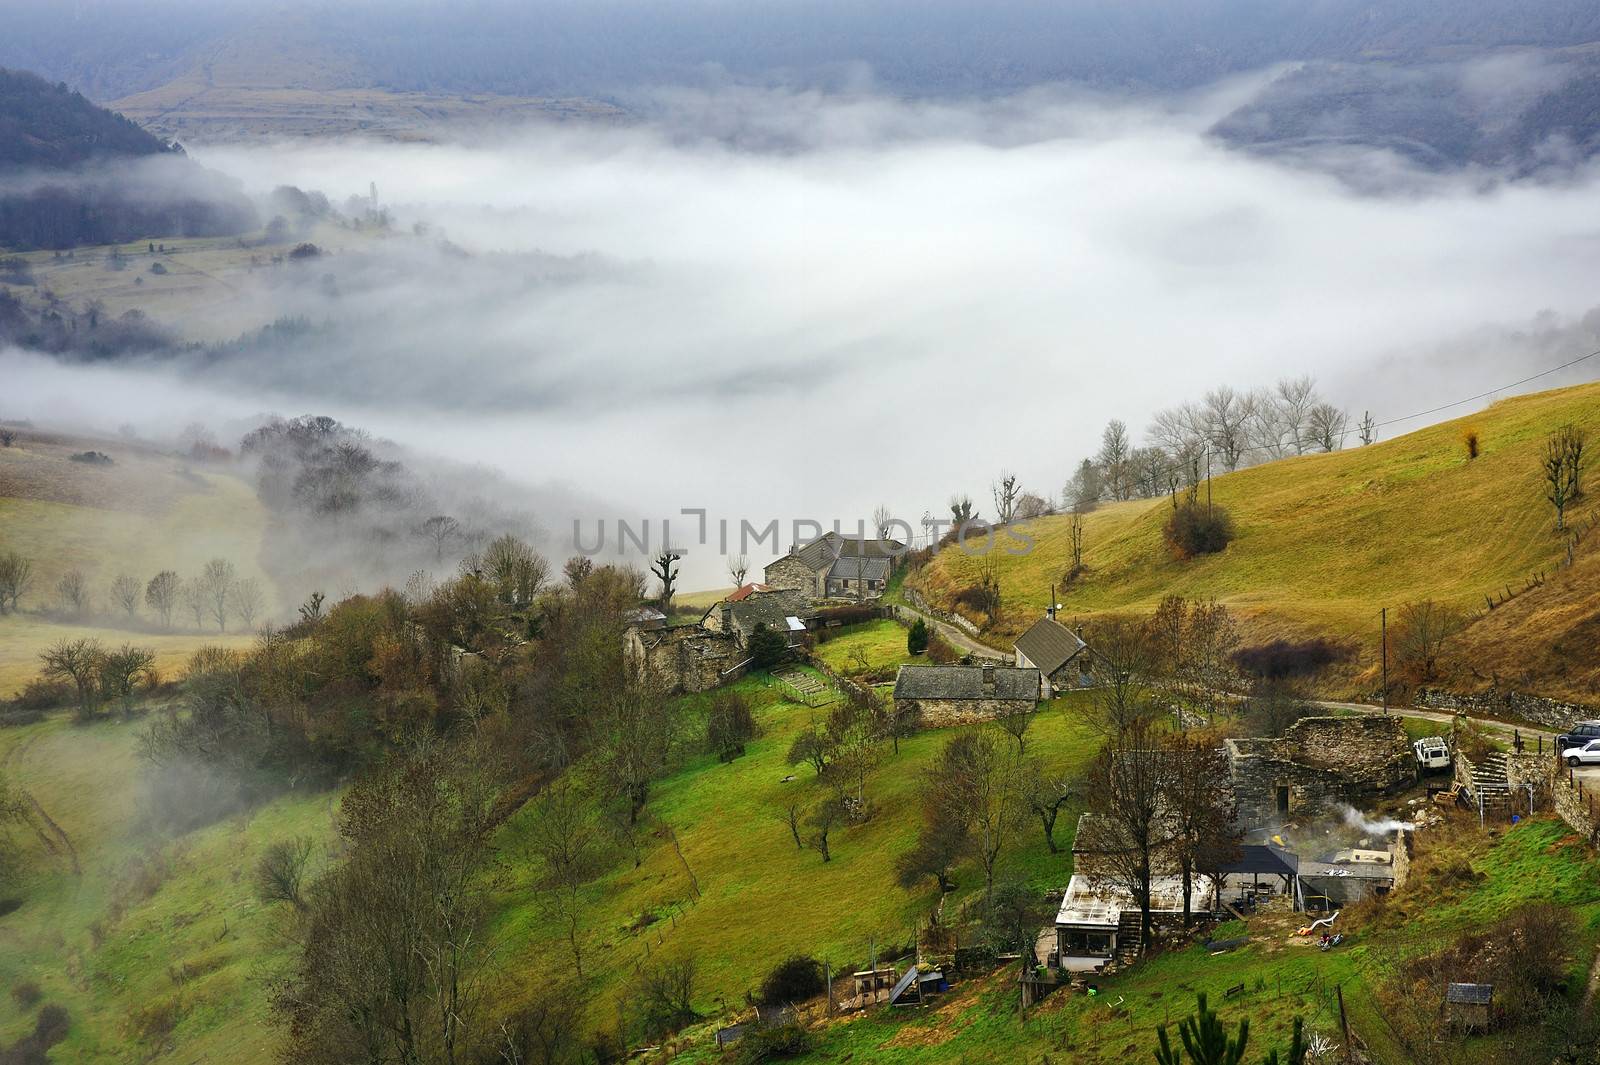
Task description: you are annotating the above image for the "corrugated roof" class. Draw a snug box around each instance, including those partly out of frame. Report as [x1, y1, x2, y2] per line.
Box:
[1013, 616, 1086, 676]
[1219, 845, 1299, 877]
[725, 583, 772, 602]
[1447, 983, 1493, 1004]
[893, 664, 1039, 702]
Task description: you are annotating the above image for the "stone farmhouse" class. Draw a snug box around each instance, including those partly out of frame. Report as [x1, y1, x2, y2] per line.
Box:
[1012, 613, 1092, 698]
[891, 663, 1039, 728]
[763, 532, 906, 601]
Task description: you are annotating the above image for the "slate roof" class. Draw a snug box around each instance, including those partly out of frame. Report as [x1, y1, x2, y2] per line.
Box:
[1447, 983, 1493, 1005]
[893, 664, 1039, 702]
[1219, 845, 1299, 877]
[726, 590, 811, 635]
[792, 531, 906, 571]
[1013, 616, 1087, 676]
[827, 556, 891, 582]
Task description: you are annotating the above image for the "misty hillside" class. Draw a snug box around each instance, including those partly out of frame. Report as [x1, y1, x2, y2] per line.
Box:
[0, 66, 256, 250]
[0, 67, 172, 169]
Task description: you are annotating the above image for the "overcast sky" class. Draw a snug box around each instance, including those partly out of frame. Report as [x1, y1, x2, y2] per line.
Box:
[8, 85, 1600, 587]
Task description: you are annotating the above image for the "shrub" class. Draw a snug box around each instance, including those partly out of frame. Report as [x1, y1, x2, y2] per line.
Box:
[288, 242, 322, 260]
[748, 624, 789, 670]
[953, 583, 1000, 617]
[11, 678, 71, 712]
[706, 691, 758, 762]
[1461, 426, 1480, 460]
[738, 1020, 813, 1063]
[68, 450, 113, 465]
[9, 980, 41, 1009]
[149, 262, 167, 275]
[814, 605, 876, 627]
[907, 618, 929, 655]
[1163, 501, 1234, 558]
[1232, 638, 1353, 680]
[758, 955, 826, 1007]
[926, 632, 960, 664]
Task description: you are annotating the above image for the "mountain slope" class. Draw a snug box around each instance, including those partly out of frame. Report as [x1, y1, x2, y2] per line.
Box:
[913, 379, 1600, 699]
[0, 67, 173, 169]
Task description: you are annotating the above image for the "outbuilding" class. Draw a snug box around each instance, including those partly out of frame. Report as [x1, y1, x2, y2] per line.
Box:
[892, 664, 1039, 728]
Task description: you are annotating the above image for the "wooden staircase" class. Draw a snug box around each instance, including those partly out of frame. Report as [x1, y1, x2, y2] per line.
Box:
[1116, 912, 1144, 965]
[1472, 752, 1513, 819]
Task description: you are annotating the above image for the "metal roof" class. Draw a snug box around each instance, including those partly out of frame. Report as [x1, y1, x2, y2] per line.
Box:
[893, 664, 1040, 702]
[1447, 983, 1493, 1004]
[827, 556, 891, 582]
[1013, 615, 1087, 677]
[1219, 845, 1299, 877]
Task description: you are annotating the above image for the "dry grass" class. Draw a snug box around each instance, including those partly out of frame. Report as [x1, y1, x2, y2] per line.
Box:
[913, 381, 1600, 696]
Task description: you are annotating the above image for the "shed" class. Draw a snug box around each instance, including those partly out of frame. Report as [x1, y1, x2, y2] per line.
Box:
[1446, 982, 1493, 1031]
[1216, 845, 1299, 908]
[892, 664, 1040, 728]
[1012, 615, 1091, 697]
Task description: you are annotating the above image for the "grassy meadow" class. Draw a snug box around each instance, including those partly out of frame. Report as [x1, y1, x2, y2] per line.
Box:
[915, 382, 1600, 695]
[0, 432, 272, 695]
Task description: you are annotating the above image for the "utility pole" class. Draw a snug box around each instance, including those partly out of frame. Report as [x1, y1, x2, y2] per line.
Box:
[1206, 447, 1213, 518]
[1380, 607, 1389, 715]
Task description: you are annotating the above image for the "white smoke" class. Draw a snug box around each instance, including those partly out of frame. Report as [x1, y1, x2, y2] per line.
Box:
[1338, 804, 1413, 835]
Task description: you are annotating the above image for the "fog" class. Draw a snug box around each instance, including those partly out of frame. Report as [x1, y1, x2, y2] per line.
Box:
[8, 84, 1600, 588]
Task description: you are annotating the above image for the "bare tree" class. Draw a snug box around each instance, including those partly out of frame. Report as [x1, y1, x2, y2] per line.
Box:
[872, 503, 894, 540]
[482, 534, 549, 606]
[806, 798, 843, 863]
[727, 554, 749, 587]
[1201, 386, 1254, 471]
[180, 577, 207, 630]
[417, 515, 462, 563]
[1097, 421, 1134, 501]
[255, 837, 315, 911]
[1162, 734, 1239, 925]
[926, 731, 1025, 911]
[1393, 599, 1466, 683]
[1357, 410, 1377, 446]
[56, 569, 89, 615]
[1086, 618, 1162, 738]
[1077, 721, 1173, 947]
[1545, 425, 1587, 531]
[1067, 512, 1085, 579]
[1306, 402, 1348, 453]
[144, 570, 179, 629]
[992, 472, 1023, 525]
[1273, 375, 1319, 455]
[109, 574, 141, 621]
[949, 494, 976, 528]
[39, 637, 105, 720]
[527, 780, 601, 978]
[233, 577, 265, 629]
[0, 551, 34, 614]
[1023, 759, 1077, 853]
[99, 643, 156, 718]
[651, 550, 682, 613]
[562, 556, 593, 588]
[993, 702, 1036, 754]
[201, 558, 236, 632]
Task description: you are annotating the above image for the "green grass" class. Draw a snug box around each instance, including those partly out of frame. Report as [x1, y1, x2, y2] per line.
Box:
[0, 712, 335, 1062]
[813, 619, 917, 679]
[915, 382, 1600, 673]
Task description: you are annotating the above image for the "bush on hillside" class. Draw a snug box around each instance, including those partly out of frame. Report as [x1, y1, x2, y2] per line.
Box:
[737, 1020, 813, 1063]
[1163, 501, 1234, 558]
[758, 955, 826, 1006]
[706, 690, 758, 762]
[814, 605, 877, 627]
[926, 632, 961, 664]
[1461, 425, 1481, 460]
[11, 678, 71, 712]
[1233, 638, 1354, 680]
[748, 624, 789, 670]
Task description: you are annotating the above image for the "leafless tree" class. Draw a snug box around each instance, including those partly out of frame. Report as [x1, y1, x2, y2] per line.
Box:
[1393, 599, 1466, 683]
[180, 577, 207, 630]
[200, 558, 235, 632]
[56, 568, 89, 615]
[109, 574, 141, 620]
[39, 637, 105, 720]
[562, 556, 593, 588]
[1357, 410, 1377, 446]
[144, 570, 179, 628]
[926, 730, 1025, 911]
[99, 643, 155, 718]
[728, 554, 749, 587]
[650, 550, 682, 613]
[233, 577, 265, 628]
[1545, 425, 1586, 530]
[482, 534, 549, 606]
[992, 472, 1023, 525]
[1077, 720, 1173, 947]
[1306, 402, 1348, 452]
[0, 551, 34, 614]
[806, 798, 843, 863]
[949, 494, 976, 527]
[1201, 386, 1254, 471]
[1097, 421, 1133, 500]
[993, 702, 1036, 754]
[1067, 512, 1085, 579]
[1273, 375, 1319, 455]
[1023, 759, 1077, 853]
[1162, 734, 1239, 925]
[1086, 618, 1163, 738]
[872, 503, 894, 540]
[417, 515, 462, 563]
[526, 780, 602, 978]
[255, 837, 315, 911]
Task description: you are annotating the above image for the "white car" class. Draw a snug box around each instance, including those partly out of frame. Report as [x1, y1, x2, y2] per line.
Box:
[1413, 737, 1450, 771]
[1563, 739, 1600, 766]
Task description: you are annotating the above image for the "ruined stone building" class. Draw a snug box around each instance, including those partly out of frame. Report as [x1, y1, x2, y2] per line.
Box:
[624, 623, 743, 696]
[1225, 716, 1414, 830]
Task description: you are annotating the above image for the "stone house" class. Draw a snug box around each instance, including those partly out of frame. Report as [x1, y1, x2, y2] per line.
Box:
[1225, 716, 1414, 830]
[714, 587, 813, 648]
[1012, 614, 1091, 698]
[763, 532, 905, 601]
[699, 583, 773, 633]
[891, 663, 1039, 728]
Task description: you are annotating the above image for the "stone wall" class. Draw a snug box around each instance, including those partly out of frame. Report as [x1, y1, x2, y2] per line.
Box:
[898, 695, 1035, 728]
[902, 587, 984, 639]
[1551, 771, 1600, 845]
[1226, 716, 1413, 830]
[1416, 687, 1598, 731]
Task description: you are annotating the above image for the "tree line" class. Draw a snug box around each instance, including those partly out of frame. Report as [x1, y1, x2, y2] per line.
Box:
[0, 551, 263, 633]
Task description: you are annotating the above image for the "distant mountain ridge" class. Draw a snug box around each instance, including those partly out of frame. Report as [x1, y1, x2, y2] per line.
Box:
[0, 67, 175, 170]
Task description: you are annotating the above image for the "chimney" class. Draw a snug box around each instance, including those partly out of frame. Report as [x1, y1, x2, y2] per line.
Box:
[1047, 582, 1056, 620]
[982, 664, 995, 692]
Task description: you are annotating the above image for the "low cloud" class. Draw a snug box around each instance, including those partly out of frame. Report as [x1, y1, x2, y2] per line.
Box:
[8, 84, 1600, 588]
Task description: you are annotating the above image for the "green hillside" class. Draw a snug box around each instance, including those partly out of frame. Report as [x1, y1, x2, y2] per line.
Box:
[915, 380, 1600, 696]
